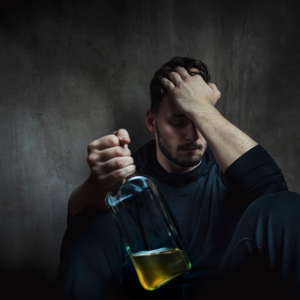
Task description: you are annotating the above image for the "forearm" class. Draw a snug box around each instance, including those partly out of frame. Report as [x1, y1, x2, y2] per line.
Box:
[225, 144, 288, 201]
[69, 174, 109, 217]
[191, 105, 258, 173]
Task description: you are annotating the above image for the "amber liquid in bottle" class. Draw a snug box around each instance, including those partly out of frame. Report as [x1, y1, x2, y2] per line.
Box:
[129, 247, 191, 290]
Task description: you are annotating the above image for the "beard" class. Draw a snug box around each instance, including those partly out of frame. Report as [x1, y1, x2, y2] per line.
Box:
[155, 124, 207, 168]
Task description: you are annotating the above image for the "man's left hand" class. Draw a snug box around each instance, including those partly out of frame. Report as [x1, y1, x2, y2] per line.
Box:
[160, 66, 221, 118]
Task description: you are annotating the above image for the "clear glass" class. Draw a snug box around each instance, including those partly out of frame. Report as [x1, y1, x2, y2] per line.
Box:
[105, 173, 191, 291]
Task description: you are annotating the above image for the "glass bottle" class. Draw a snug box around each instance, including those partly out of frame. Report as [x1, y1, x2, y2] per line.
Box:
[105, 173, 191, 291]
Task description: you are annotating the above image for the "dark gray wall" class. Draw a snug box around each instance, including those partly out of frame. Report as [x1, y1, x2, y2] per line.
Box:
[1, 0, 299, 295]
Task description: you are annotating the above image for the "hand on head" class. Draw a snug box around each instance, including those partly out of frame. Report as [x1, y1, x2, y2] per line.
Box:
[160, 67, 221, 117]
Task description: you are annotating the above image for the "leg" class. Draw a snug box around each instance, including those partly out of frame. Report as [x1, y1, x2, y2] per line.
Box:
[55, 208, 173, 300]
[205, 191, 300, 299]
[55, 208, 132, 299]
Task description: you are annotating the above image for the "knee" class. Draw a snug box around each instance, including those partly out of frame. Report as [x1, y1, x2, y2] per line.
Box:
[242, 191, 300, 236]
[60, 208, 124, 261]
[248, 191, 300, 218]
[57, 208, 126, 289]
[233, 191, 300, 257]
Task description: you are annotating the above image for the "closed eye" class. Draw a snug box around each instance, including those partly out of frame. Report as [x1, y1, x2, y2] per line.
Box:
[171, 122, 187, 127]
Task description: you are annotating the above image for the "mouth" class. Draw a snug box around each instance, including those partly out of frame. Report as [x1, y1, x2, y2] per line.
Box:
[181, 147, 198, 152]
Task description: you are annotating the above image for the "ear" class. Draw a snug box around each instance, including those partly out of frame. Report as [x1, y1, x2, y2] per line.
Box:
[145, 109, 156, 133]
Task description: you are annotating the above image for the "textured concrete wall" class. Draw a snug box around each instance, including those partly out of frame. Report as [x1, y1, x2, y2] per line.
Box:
[1, 0, 299, 295]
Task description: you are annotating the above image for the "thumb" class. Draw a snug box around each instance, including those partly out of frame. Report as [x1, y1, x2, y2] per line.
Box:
[113, 130, 130, 146]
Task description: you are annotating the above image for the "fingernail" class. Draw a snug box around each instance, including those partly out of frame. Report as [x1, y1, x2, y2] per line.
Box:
[119, 136, 129, 140]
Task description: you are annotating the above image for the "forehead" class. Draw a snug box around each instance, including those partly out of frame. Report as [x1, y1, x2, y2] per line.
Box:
[158, 94, 186, 119]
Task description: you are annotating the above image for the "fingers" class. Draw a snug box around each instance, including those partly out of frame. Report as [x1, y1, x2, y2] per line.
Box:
[161, 67, 187, 89]
[87, 128, 136, 190]
[88, 129, 130, 152]
[161, 66, 200, 90]
[87, 146, 131, 167]
[175, 66, 190, 80]
[95, 164, 136, 190]
[208, 82, 221, 104]
[161, 76, 176, 92]
[208, 82, 221, 94]
[113, 128, 130, 145]
[167, 71, 182, 86]
[207, 82, 218, 91]
[91, 156, 134, 176]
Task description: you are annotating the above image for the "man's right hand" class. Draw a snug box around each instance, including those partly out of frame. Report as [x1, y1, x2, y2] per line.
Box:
[87, 128, 136, 194]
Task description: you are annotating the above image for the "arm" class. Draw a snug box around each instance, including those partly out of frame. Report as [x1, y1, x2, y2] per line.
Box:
[190, 104, 258, 173]
[161, 67, 258, 173]
[161, 67, 287, 201]
[69, 175, 109, 216]
[224, 144, 288, 202]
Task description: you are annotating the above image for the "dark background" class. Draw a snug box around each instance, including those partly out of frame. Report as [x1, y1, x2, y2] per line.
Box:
[1, 0, 299, 298]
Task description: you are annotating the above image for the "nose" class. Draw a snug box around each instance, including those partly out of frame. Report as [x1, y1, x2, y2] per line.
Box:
[184, 122, 199, 141]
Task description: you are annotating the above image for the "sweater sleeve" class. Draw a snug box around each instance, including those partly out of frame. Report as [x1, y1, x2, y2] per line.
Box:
[224, 144, 288, 202]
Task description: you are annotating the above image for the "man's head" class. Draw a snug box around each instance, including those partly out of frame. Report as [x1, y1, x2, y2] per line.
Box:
[145, 57, 211, 173]
[150, 56, 211, 115]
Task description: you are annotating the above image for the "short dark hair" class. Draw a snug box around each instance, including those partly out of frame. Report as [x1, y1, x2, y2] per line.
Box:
[150, 56, 211, 115]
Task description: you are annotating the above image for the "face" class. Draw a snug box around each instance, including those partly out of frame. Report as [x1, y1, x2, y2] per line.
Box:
[154, 94, 207, 168]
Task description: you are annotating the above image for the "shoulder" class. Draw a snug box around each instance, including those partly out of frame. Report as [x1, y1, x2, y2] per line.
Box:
[132, 140, 156, 175]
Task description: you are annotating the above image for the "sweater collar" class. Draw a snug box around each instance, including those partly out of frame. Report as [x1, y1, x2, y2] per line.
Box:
[132, 140, 216, 185]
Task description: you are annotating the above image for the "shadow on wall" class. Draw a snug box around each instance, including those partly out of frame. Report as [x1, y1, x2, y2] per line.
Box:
[113, 98, 156, 154]
[0, 271, 54, 300]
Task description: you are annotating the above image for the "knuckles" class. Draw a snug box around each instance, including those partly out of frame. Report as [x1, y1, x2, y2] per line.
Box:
[215, 91, 221, 98]
[88, 135, 120, 153]
[87, 142, 96, 153]
[115, 146, 124, 156]
[87, 154, 97, 166]
[87, 131, 132, 187]
[184, 75, 192, 82]
[176, 80, 184, 88]
[91, 165, 99, 174]
[116, 158, 124, 168]
[108, 135, 120, 146]
[114, 169, 124, 180]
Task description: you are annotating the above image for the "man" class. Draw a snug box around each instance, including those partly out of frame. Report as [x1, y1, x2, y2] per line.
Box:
[56, 57, 300, 299]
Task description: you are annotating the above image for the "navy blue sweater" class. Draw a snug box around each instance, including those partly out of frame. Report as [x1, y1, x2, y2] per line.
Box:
[132, 140, 288, 283]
